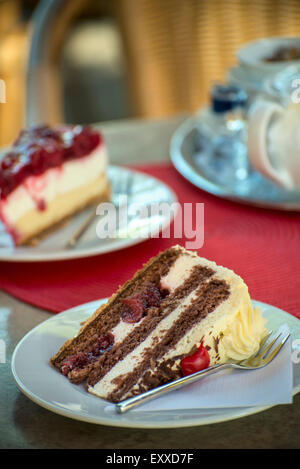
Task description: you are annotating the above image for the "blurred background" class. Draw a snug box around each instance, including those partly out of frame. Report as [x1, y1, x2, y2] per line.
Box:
[1, 0, 300, 146]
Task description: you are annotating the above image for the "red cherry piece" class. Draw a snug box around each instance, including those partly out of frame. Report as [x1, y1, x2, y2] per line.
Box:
[71, 126, 96, 157]
[121, 297, 145, 323]
[180, 342, 210, 376]
[121, 283, 169, 323]
[61, 352, 89, 376]
[1, 171, 16, 198]
[140, 283, 162, 307]
[91, 333, 114, 355]
[60, 333, 114, 376]
[30, 147, 46, 175]
[13, 163, 32, 185]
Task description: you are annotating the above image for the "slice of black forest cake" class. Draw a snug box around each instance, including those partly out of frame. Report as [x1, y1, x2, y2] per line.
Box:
[50, 245, 266, 402]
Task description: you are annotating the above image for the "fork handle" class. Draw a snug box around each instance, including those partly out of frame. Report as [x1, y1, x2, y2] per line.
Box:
[115, 363, 231, 414]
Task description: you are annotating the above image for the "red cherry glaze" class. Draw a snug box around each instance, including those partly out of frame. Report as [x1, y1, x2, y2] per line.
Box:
[180, 342, 210, 376]
[121, 283, 169, 323]
[0, 124, 102, 200]
[1, 152, 18, 170]
[36, 199, 46, 211]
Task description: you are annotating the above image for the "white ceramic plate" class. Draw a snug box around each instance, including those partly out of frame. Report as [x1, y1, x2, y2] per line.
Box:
[0, 166, 177, 262]
[11, 299, 300, 429]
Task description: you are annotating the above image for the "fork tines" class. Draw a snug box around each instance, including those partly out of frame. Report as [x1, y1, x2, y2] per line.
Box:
[258, 329, 290, 363]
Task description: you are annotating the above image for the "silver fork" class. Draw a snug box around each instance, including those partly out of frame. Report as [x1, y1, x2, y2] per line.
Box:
[116, 329, 290, 414]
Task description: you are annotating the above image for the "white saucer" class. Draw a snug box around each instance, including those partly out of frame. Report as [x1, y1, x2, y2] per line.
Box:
[11, 299, 300, 428]
[170, 118, 300, 211]
[0, 166, 177, 262]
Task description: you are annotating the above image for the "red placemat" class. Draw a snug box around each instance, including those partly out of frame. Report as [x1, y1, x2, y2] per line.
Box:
[0, 162, 299, 318]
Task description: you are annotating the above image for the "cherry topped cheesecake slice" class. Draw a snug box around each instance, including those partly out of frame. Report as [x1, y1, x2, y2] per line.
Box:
[0, 124, 110, 245]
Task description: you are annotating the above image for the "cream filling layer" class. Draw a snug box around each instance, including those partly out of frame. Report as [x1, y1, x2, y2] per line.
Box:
[1, 144, 108, 225]
[110, 320, 142, 345]
[160, 249, 203, 292]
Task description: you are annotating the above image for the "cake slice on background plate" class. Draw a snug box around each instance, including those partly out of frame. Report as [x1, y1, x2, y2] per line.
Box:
[0, 124, 109, 245]
[50, 245, 266, 403]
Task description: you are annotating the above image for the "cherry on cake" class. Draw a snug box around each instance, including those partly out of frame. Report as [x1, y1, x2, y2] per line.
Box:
[0, 124, 109, 245]
[50, 245, 266, 403]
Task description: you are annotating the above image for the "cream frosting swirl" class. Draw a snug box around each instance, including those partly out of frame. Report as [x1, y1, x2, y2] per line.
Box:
[219, 304, 266, 361]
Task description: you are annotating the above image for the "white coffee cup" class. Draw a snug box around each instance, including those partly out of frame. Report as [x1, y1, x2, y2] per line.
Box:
[229, 38, 300, 105]
[247, 100, 300, 189]
[237, 37, 300, 75]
